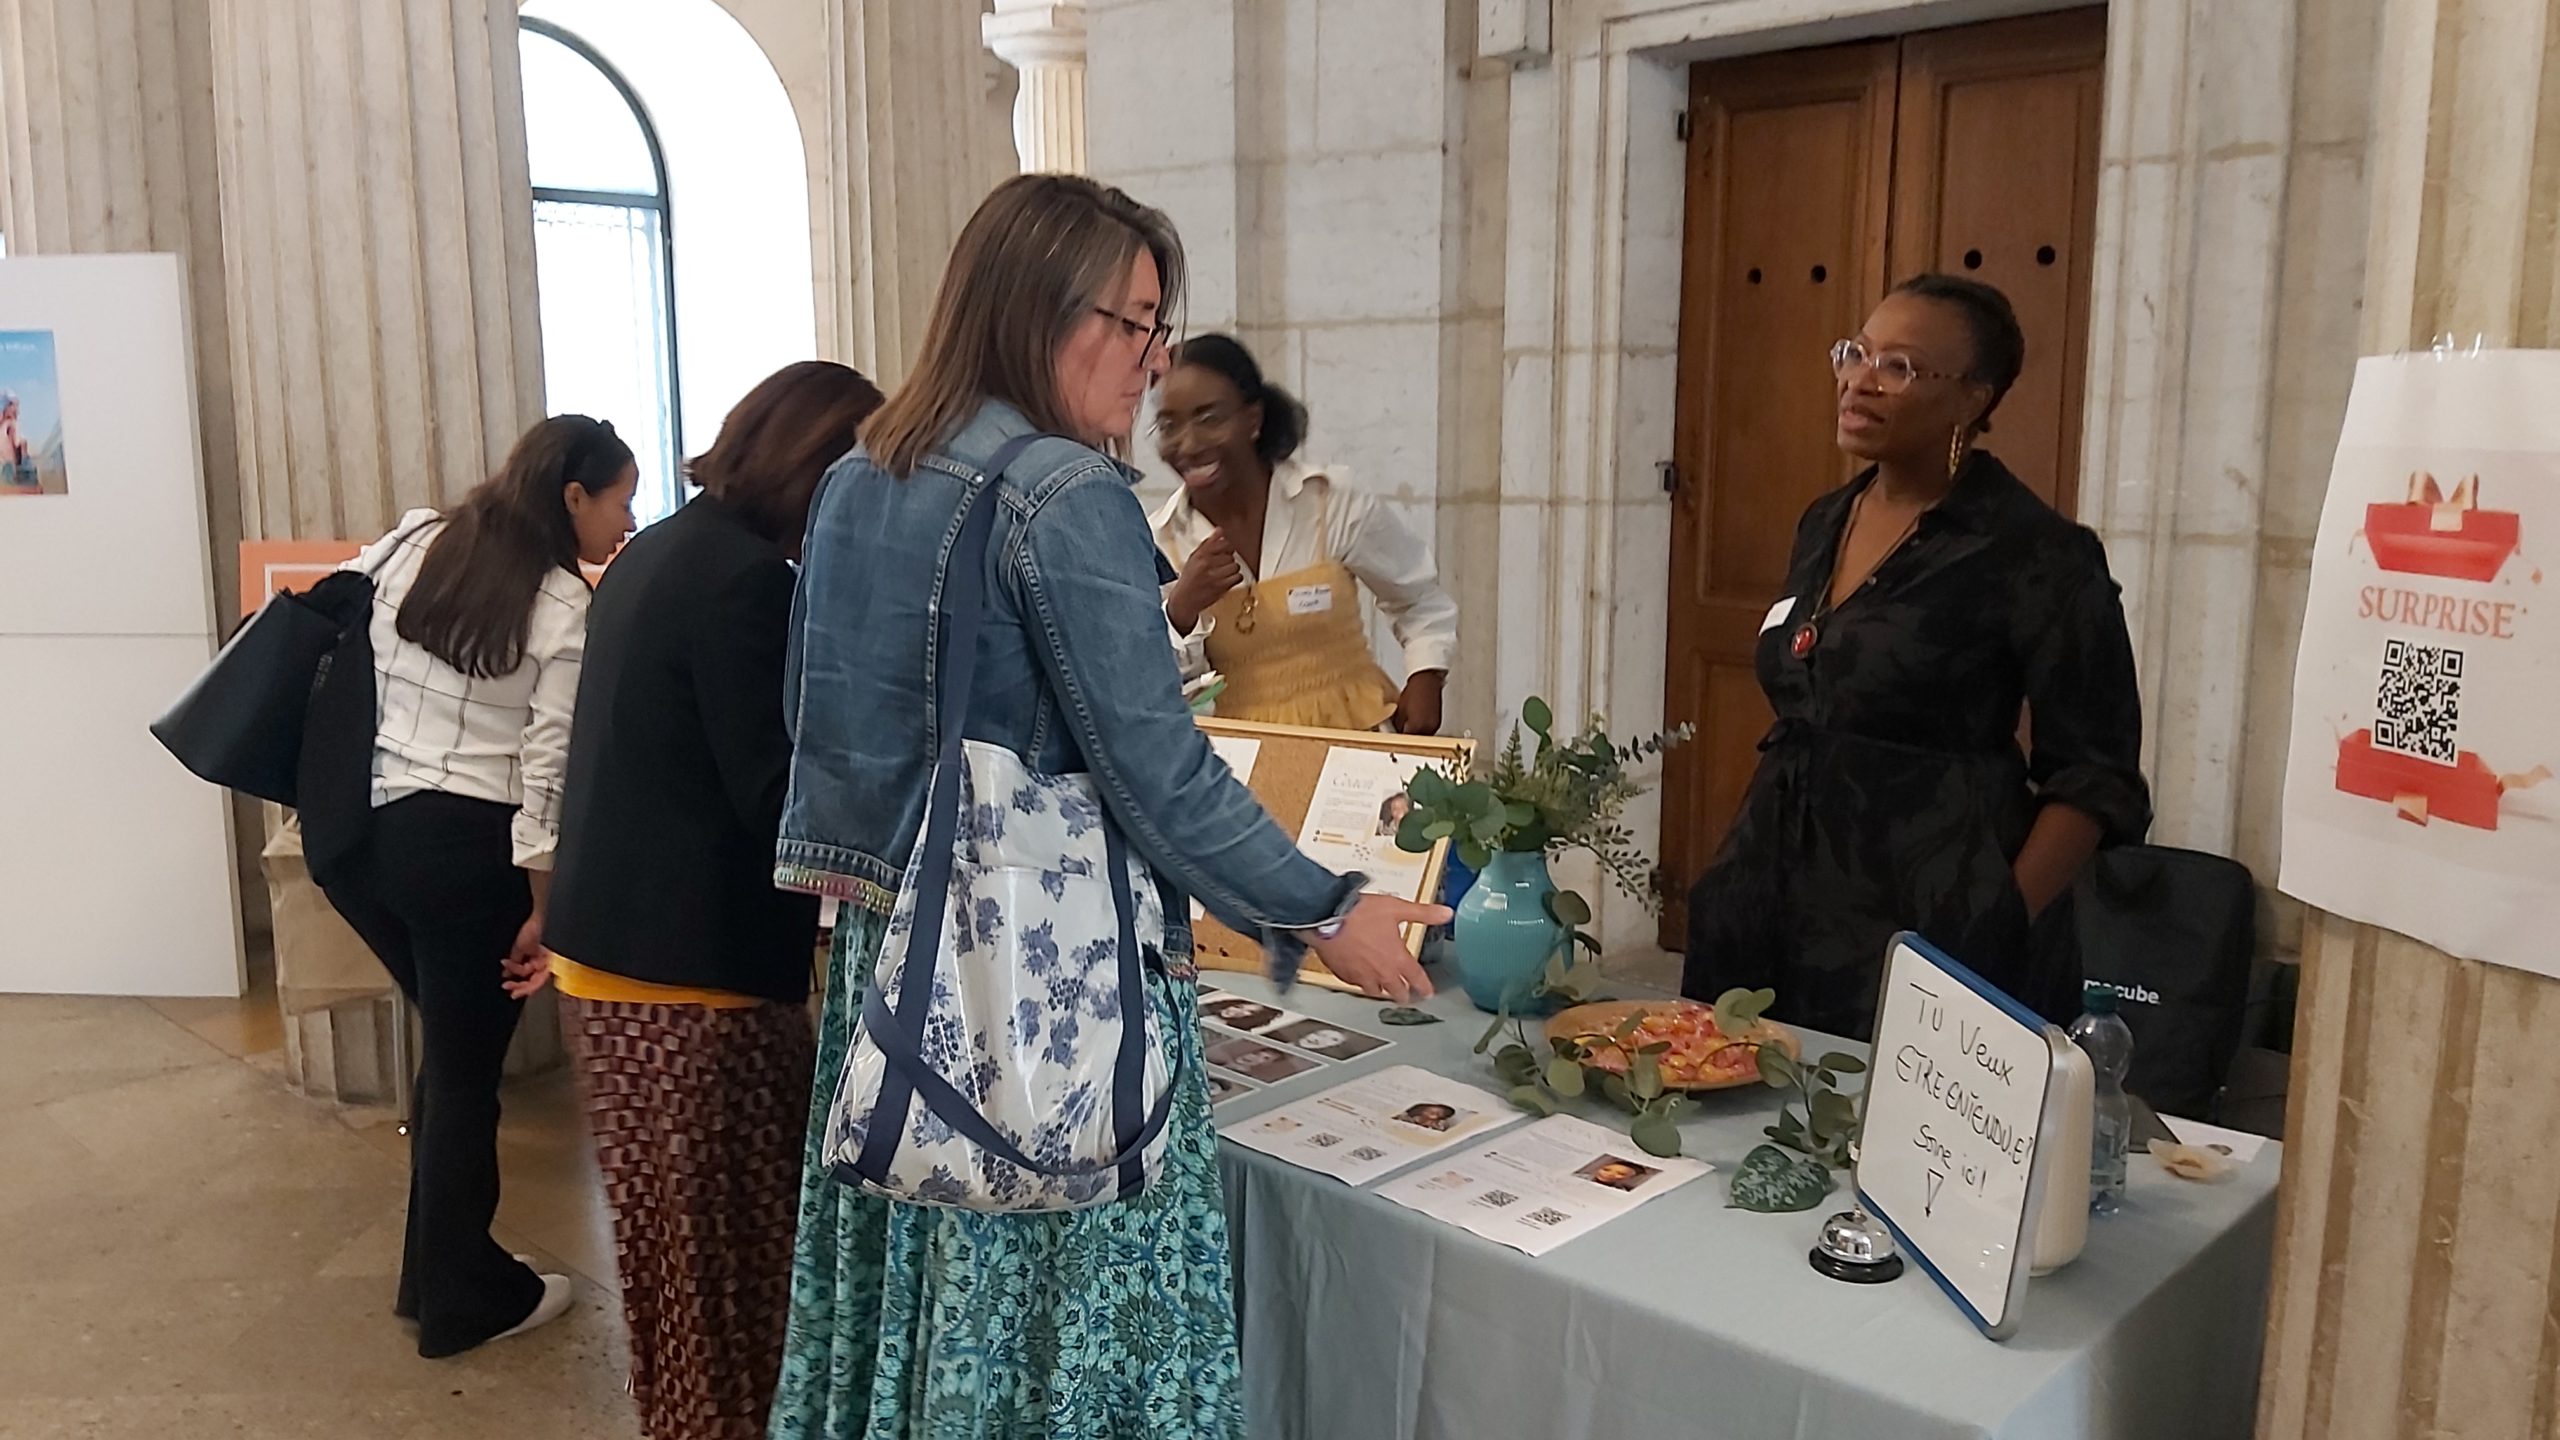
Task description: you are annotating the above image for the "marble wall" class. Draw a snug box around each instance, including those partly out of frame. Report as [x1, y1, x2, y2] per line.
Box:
[1089, 0, 2385, 956]
[1088, 0, 1505, 691]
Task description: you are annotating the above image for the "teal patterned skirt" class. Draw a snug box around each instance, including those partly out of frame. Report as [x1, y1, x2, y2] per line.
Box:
[766, 911, 1245, 1440]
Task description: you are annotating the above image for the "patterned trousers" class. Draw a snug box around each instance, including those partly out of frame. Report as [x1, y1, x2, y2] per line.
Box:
[565, 995, 817, 1440]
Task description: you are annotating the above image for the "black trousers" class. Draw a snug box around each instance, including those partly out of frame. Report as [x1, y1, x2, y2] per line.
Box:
[320, 791, 545, 1357]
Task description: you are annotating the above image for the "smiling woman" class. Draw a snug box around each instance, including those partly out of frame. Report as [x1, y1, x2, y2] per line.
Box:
[1149, 332, 1461, 734]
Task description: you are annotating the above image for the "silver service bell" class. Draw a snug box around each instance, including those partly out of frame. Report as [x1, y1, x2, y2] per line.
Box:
[1808, 1205, 1905, 1283]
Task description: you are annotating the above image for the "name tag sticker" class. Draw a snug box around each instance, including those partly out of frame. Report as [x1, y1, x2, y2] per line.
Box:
[1760, 597, 1796, 634]
[1287, 584, 1334, 615]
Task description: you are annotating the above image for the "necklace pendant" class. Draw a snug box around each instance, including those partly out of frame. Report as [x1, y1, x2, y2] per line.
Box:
[1790, 620, 1819, 659]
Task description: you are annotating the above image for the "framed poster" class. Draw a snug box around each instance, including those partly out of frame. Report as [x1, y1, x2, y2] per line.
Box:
[1189, 717, 1468, 990]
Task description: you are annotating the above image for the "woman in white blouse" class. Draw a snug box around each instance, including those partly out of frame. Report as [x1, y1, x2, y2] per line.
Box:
[322, 415, 635, 1358]
[1153, 334, 1459, 733]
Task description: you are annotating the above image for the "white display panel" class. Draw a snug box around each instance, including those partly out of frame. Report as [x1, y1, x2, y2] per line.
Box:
[0, 255, 241, 996]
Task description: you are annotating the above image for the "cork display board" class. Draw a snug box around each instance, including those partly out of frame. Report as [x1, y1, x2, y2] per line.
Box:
[1191, 717, 1471, 991]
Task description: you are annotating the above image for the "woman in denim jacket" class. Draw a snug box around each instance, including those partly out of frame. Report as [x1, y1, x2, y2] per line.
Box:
[766, 173, 1446, 1440]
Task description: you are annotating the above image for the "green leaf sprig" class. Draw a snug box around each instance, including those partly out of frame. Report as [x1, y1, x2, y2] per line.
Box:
[1394, 698, 1690, 912]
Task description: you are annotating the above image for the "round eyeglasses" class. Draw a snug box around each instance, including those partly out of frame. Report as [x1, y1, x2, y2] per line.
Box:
[1830, 338, 1966, 394]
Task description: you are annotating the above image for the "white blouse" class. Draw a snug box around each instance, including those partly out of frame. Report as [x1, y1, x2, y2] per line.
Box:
[345, 510, 591, 870]
[1148, 460, 1459, 677]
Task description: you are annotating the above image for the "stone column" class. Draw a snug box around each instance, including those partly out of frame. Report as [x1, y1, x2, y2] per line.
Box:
[208, 0, 545, 539]
[982, 0, 1087, 174]
[818, 0, 1017, 384]
[203, 0, 561, 1087]
[2259, 2, 2560, 1437]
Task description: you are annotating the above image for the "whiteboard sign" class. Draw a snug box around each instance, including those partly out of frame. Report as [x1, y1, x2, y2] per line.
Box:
[1855, 932, 2068, 1339]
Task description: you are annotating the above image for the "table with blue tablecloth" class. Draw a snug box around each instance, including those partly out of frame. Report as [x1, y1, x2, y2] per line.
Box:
[1204, 971, 2278, 1440]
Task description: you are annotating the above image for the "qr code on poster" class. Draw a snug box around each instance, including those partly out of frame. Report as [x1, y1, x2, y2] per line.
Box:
[1477, 1189, 1521, 1209]
[2374, 638, 2464, 763]
[1525, 1207, 1572, 1228]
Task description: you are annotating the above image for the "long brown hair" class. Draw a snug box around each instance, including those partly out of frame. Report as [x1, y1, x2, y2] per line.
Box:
[862, 173, 1185, 476]
[688, 361, 885, 549]
[398, 415, 633, 679]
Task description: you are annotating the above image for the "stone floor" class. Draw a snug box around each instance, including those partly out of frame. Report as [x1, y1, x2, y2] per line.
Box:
[0, 976, 636, 1439]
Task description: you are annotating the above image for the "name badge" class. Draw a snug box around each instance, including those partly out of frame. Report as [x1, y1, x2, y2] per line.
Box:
[1759, 596, 1796, 634]
[1287, 584, 1335, 616]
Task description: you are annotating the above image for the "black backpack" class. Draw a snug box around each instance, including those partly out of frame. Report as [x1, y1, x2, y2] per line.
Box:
[2072, 844, 2256, 1120]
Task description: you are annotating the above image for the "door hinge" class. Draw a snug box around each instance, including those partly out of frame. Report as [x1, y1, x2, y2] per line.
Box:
[1675, 107, 1691, 143]
[1657, 460, 1679, 495]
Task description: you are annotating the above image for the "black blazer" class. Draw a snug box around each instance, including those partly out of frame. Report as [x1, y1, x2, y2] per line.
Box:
[547, 495, 818, 1002]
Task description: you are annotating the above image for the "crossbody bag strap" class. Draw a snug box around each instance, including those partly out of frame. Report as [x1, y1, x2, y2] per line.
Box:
[849, 435, 1177, 1193]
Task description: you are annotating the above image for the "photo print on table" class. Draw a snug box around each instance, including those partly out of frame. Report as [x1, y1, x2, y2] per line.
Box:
[1574, 1155, 1663, 1192]
[1204, 1030, 1320, 1081]
[1267, 1017, 1390, 1060]
[1393, 1101, 1468, 1133]
[1205, 1069, 1260, 1106]
[1199, 996, 1289, 1033]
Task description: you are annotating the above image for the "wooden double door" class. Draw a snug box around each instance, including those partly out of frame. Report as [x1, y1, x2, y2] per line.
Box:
[1656, 9, 2106, 948]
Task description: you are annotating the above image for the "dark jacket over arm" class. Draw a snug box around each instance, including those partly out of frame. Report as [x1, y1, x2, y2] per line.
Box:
[547, 496, 819, 1002]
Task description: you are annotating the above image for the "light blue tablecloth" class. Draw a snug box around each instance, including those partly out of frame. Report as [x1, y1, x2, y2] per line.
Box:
[1207, 972, 2277, 1440]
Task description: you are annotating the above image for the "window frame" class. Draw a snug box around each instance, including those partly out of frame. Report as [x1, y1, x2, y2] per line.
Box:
[519, 17, 685, 488]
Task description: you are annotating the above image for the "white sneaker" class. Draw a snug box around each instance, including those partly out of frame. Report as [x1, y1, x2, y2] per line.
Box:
[494, 1273, 574, 1341]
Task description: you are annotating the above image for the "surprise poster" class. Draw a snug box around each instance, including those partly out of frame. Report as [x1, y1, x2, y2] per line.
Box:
[2279, 351, 2558, 974]
[0, 329, 66, 496]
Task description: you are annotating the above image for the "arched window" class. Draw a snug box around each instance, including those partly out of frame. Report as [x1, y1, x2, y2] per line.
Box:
[519, 19, 683, 526]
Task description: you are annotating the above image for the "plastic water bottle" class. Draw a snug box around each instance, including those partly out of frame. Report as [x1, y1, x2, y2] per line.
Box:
[2067, 980, 2134, 1214]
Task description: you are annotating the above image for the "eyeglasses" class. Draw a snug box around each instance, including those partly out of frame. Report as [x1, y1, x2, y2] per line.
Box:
[1093, 305, 1173, 358]
[1830, 338, 1966, 394]
[1149, 406, 1236, 441]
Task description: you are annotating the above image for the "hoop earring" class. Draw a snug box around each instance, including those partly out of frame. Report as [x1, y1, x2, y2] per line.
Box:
[1948, 425, 1970, 480]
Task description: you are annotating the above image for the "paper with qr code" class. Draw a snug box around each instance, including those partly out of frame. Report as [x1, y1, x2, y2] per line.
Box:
[1374, 1114, 1712, 1256]
[1219, 1066, 1516, 1184]
[2281, 352, 2560, 973]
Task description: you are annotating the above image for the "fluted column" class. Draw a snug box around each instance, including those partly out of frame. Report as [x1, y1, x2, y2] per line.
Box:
[982, 0, 1087, 175]
[818, 0, 1017, 384]
[0, 0, 241, 607]
[2260, 2, 2560, 1436]
[208, 0, 544, 541]
[204, 0, 561, 1087]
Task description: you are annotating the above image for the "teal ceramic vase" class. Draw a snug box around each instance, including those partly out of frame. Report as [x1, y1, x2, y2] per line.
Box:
[1453, 849, 1564, 1013]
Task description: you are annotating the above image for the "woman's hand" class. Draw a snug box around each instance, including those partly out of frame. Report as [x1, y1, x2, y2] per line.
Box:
[1166, 528, 1244, 634]
[1309, 894, 1450, 1002]
[501, 948, 553, 1000]
[502, 911, 550, 999]
[1391, 670, 1446, 735]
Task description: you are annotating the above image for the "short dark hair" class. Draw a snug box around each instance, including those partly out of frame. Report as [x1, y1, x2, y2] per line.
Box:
[689, 361, 885, 547]
[1171, 332, 1307, 465]
[1893, 274, 2025, 432]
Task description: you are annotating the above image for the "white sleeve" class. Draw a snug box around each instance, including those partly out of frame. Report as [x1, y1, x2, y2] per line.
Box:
[338, 509, 440, 574]
[1335, 488, 1458, 676]
[510, 587, 588, 870]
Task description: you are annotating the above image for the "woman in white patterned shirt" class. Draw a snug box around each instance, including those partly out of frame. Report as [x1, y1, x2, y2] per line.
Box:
[321, 415, 635, 1358]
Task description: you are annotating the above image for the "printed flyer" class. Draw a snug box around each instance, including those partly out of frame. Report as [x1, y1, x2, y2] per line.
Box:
[1295, 746, 1434, 902]
[1220, 1065, 1514, 1184]
[1375, 1113, 1711, 1256]
[2279, 351, 2559, 974]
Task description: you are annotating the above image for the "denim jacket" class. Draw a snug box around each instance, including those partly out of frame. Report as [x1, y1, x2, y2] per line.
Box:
[776, 399, 1360, 979]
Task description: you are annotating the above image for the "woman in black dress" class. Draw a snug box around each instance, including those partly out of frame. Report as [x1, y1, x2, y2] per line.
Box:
[1683, 276, 2149, 1039]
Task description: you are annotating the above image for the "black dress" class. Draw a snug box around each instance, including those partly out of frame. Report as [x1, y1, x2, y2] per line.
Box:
[1682, 452, 2150, 1039]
